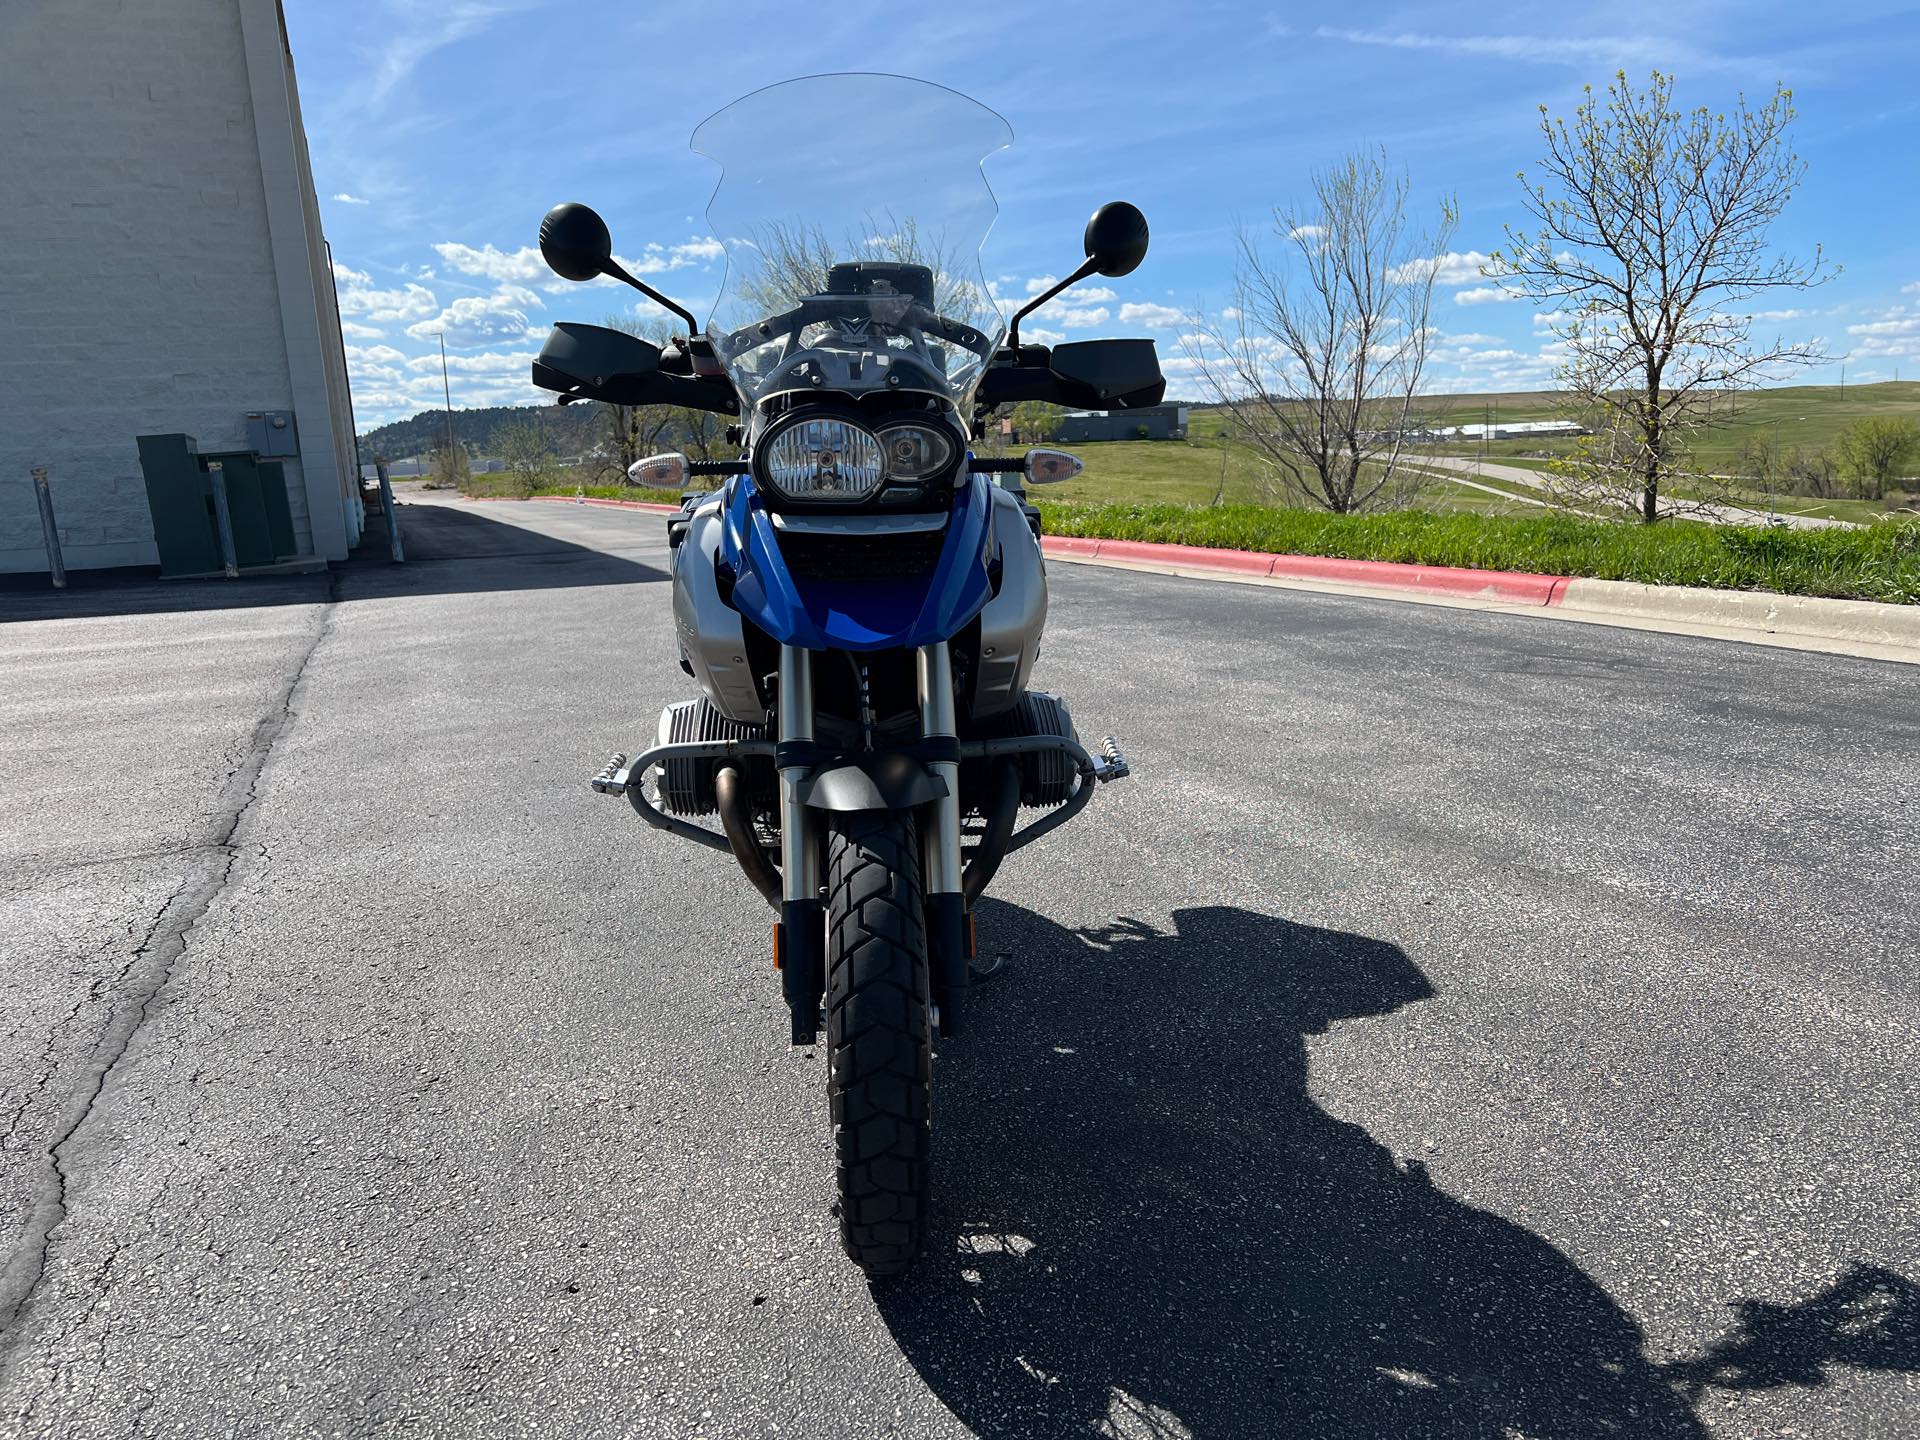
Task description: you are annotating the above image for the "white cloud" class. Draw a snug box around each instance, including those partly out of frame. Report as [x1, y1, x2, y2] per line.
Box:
[406, 284, 540, 347]
[1388, 250, 1495, 286]
[1846, 306, 1920, 357]
[404, 348, 537, 378]
[1044, 304, 1110, 329]
[632, 237, 726, 275]
[1024, 274, 1059, 295]
[371, 2, 537, 100]
[433, 241, 546, 283]
[433, 235, 721, 292]
[1751, 308, 1812, 322]
[347, 343, 409, 366]
[332, 192, 370, 206]
[1019, 326, 1065, 346]
[1313, 24, 1724, 70]
[668, 237, 724, 263]
[1904, 281, 1920, 295]
[1287, 224, 1325, 241]
[1221, 306, 1242, 321]
[1158, 355, 1212, 380]
[1453, 286, 1519, 306]
[1119, 301, 1185, 328]
[336, 271, 440, 323]
[339, 319, 385, 340]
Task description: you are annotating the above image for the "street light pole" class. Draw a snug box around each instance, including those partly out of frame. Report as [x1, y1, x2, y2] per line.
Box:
[432, 331, 457, 477]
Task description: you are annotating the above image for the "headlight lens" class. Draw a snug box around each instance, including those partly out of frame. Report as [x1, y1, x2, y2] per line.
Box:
[877, 422, 956, 481]
[762, 418, 886, 502]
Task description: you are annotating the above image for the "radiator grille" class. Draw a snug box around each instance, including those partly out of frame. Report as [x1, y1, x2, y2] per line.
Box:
[776, 526, 948, 581]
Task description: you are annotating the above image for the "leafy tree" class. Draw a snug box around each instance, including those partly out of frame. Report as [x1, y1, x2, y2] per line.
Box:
[495, 422, 558, 497]
[1493, 72, 1833, 523]
[1186, 149, 1456, 513]
[1833, 417, 1920, 500]
[426, 439, 469, 490]
[1739, 431, 1786, 492]
[1782, 447, 1840, 499]
[1010, 401, 1064, 443]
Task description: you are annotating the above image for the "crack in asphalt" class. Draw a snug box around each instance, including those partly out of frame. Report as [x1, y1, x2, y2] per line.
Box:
[0, 575, 340, 1362]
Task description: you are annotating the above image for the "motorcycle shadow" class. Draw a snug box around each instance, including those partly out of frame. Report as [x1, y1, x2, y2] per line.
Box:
[873, 902, 1919, 1439]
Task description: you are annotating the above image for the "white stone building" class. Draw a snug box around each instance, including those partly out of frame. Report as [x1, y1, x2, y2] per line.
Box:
[0, 0, 359, 575]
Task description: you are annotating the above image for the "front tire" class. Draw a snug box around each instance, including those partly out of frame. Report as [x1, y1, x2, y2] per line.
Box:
[824, 810, 931, 1278]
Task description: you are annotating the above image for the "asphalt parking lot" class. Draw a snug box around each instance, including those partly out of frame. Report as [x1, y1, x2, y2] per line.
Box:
[3, 494, 1916, 1438]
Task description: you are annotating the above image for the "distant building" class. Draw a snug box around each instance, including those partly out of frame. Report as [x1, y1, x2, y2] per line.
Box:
[1054, 405, 1190, 443]
[1429, 420, 1586, 442]
[1, 0, 360, 576]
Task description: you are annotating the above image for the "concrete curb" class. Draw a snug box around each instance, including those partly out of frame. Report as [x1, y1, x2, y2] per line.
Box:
[519, 494, 1918, 660]
[1557, 577, 1920, 650]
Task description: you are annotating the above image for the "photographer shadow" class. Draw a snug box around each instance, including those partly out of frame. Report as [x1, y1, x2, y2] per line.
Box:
[876, 904, 1915, 1437]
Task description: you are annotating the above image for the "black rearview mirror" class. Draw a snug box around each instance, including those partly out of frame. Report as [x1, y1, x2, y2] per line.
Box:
[1083, 201, 1149, 277]
[539, 202, 614, 282]
[1007, 200, 1152, 348]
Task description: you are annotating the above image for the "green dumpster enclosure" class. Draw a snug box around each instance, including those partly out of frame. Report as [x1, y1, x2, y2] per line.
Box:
[136, 433, 300, 577]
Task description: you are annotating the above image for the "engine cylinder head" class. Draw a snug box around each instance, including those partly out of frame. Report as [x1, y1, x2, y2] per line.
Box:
[655, 699, 772, 815]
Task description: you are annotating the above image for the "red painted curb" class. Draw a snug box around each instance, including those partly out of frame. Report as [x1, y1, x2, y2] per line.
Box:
[1041, 534, 1568, 606]
[518, 494, 1572, 607]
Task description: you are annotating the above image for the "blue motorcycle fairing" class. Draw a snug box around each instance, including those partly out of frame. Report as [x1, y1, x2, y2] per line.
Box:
[720, 474, 996, 651]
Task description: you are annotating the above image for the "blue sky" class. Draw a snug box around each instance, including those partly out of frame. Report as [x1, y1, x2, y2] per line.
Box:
[285, 1, 1920, 430]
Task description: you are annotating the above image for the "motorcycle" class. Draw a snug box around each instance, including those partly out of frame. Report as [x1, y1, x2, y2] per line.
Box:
[531, 74, 1165, 1277]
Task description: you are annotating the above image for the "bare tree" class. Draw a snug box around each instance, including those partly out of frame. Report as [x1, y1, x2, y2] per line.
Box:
[426, 438, 469, 491]
[1186, 150, 1456, 513]
[598, 313, 686, 483]
[1492, 72, 1833, 522]
[728, 215, 987, 323]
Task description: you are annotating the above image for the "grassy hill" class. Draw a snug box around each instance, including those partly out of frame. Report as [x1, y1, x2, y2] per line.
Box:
[365, 380, 1917, 519]
[358, 404, 605, 462]
[1191, 380, 1920, 474]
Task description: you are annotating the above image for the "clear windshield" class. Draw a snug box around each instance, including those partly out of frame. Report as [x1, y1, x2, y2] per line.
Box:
[692, 75, 1012, 408]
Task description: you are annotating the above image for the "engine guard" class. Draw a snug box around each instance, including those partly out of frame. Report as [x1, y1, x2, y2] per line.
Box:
[592, 732, 1129, 903]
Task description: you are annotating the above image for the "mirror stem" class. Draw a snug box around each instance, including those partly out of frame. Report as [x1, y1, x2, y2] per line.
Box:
[603, 258, 701, 338]
[1008, 256, 1097, 351]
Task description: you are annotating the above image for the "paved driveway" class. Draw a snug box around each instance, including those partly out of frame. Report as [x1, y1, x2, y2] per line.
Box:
[2, 496, 1915, 1437]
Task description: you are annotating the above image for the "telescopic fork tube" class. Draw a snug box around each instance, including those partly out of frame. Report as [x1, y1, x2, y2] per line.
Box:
[917, 641, 969, 1033]
[776, 646, 824, 1044]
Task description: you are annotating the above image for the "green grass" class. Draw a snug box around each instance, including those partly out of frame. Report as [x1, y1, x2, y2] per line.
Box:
[1033, 501, 1920, 605]
[1025, 380, 1918, 519]
[463, 475, 687, 505]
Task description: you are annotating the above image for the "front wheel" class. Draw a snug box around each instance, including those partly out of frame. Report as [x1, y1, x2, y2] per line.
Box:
[824, 810, 932, 1278]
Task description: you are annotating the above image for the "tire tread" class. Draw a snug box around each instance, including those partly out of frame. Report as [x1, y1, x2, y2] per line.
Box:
[825, 810, 931, 1278]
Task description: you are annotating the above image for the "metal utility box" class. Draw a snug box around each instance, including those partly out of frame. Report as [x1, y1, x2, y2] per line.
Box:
[245, 410, 299, 457]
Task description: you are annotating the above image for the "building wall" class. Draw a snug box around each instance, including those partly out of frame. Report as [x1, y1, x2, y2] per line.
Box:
[1055, 406, 1190, 443]
[0, 0, 356, 574]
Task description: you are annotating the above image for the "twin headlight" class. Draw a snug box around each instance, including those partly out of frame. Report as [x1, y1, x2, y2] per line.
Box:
[758, 416, 956, 505]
